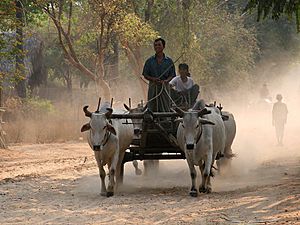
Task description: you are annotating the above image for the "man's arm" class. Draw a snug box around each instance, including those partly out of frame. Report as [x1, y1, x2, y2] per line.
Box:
[144, 75, 160, 83]
[142, 58, 160, 84]
[163, 62, 176, 84]
[164, 76, 174, 84]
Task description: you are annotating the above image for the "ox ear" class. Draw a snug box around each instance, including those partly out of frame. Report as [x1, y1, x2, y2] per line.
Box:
[105, 108, 113, 118]
[124, 104, 131, 111]
[81, 123, 91, 132]
[199, 118, 215, 125]
[197, 108, 211, 117]
[106, 124, 116, 135]
[174, 118, 183, 123]
[222, 115, 229, 121]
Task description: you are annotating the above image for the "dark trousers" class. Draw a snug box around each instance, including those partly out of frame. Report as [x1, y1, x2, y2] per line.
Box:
[170, 84, 200, 109]
[147, 82, 172, 112]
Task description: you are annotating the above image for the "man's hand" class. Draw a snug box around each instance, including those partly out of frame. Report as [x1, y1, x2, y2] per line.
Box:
[153, 77, 161, 84]
[160, 79, 169, 84]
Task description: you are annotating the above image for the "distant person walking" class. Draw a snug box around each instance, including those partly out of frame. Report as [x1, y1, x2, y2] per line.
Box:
[272, 94, 288, 146]
[259, 83, 271, 100]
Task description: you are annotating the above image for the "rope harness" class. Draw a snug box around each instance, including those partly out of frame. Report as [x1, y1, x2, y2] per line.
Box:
[195, 123, 203, 145]
[101, 119, 113, 147]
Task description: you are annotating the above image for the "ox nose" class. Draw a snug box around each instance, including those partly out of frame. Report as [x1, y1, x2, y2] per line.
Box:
[134, 128, 140, 135]
[93, 145, 101, 151]
[186, 144, 194, 150]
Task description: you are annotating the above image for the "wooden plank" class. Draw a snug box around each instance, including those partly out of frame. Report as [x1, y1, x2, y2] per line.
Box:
[122, 152, 185, 163]
[110, 112, 179, 119]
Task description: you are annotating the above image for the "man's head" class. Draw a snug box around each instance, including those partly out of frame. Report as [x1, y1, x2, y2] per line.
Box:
[276, 94, 283, 101]
[178, 63, 189, 79]
[154, 38, 165, 54]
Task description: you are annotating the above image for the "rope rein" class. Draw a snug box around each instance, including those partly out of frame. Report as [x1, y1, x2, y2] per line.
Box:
[143, 52, 186, 109]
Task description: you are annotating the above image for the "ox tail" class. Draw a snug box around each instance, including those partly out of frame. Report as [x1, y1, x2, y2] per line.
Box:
[210, 165, 218, 177]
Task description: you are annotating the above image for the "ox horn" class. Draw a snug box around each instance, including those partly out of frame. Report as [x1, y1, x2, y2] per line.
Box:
[199, 118, 215, 125]
[217, 103, 223, 112]
[142, 103, 147, 112]
[83, 106, 92, 117]
[124, 103, 131, 111]
[96, 97, 101, 113]
[110, 98, 114, 108]
[105, 108, 113, 118]
[173, 107, 184, 117]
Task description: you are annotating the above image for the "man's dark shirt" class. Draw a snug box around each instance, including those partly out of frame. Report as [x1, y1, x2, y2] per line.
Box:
[142, 54, 176, 80]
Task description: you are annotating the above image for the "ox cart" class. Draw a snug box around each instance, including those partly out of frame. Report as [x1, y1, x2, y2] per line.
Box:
[110, 109, 184, 181]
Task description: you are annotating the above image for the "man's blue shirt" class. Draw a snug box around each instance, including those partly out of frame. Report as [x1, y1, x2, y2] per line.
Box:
[142, 54, 176, 80]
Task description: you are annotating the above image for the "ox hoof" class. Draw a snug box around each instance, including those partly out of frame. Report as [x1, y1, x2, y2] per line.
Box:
[189, 190, 198, 197]
[189, 187, 198, 197]
[100, 192, 107, 197]
[206, 187, 212, 194]
[135, 169, 142, 176]
[106, 192, 114, 197]
[199, 186, 206, 193]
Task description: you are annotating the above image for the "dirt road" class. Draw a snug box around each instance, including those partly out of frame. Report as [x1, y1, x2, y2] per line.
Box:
[0, 141, 299, 224]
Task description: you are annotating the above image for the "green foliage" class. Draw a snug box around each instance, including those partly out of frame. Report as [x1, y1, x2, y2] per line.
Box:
[116, 13, 158, 46]
[244, 0, 300, 32]
[5, 96, 55, 116]
[23, 96, 56, 115]
[149, 0, 258, 91]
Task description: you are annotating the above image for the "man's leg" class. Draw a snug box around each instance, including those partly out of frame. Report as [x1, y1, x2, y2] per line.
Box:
[170, 88, 186, 108]
[160, 84, 172, 112]
[188, 84, 200, 107]
[279, 123, 285, 145]
[147, 82, 158, 112]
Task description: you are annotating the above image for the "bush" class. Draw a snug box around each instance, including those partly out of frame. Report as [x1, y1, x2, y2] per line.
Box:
[3, 96, 81, 144]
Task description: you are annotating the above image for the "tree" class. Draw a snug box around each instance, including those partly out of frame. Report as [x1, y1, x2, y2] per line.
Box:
[244, 0, 300, 32]
[145, 0, 258, 95]
[117, 12, 157, 98]
[0, 0, 47, 99]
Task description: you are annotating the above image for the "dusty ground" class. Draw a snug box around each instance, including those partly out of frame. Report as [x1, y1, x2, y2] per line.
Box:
[0, 137, 299, 225]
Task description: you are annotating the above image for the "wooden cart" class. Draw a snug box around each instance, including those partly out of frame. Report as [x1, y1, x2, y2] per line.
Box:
[111, 109, 185, 181]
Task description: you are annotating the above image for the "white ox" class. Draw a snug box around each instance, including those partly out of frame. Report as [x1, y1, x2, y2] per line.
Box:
[216, 111, 236, 173]
[81, 102, 133, 197]
[176, 107, 226, 197]
[193, 100, 236, 173]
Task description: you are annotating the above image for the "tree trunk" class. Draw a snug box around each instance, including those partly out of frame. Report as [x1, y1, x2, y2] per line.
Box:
[0, 81, 2, 107]
[15, 0, 26, 98]
[65, 66, 73, 105]
[182, 0, 191, 62]
[124, 45, 147, 99]
[104, 33, 119, 86]
[65, 66, 72, 91]
[145, 0, 154, 22]
[96, 53, 111, 100]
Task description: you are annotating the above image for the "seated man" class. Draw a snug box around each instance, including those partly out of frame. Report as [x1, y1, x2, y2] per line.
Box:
[169, 63, 199, 108]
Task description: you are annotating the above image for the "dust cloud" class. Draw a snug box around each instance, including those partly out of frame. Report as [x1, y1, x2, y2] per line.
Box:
[3, 63, 300, 194]
[105, 63, 300, 194]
